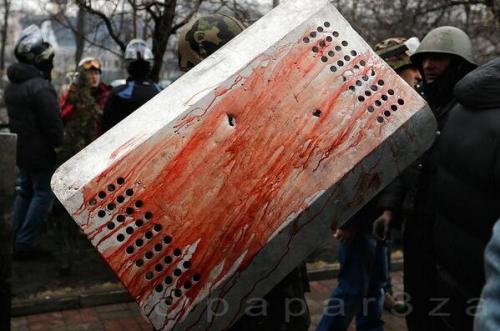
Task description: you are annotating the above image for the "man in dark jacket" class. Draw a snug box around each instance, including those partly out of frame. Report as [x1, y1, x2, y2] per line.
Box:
[5, 25, 64, 259]
[404, 26, 476, 331]
[102, 39, 161, 132]
[433, 57, 500, 330]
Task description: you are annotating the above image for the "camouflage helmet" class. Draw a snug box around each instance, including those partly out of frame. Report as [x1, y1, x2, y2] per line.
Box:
[411, 26, 475, 66]
[14, 25, 54, 65]
[178, 13, 245, 72]
[375, 37, 419, 71]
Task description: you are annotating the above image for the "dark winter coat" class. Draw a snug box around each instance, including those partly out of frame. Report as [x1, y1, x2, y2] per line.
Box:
[5, 63, 64, 171]
[101, 78, 161, 132]
[433, 57, 500, 329]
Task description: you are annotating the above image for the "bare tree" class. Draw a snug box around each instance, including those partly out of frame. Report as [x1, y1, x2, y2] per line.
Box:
[0, 0, 11, 77]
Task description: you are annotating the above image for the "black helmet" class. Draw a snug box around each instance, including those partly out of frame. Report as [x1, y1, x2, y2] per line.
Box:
[14, 25, 54, 65]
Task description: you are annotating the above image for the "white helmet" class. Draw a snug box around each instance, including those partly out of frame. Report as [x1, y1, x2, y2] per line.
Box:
[124, 39, 154, 65]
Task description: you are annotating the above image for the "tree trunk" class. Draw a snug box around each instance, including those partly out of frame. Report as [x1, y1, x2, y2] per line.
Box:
[0, 0, 11, 80]
[74, 7, 86, 68]
[150, 0, 177, 82]
[273, 0, 279, 8]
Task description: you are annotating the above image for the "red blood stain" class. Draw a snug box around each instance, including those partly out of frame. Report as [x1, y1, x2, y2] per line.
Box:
[72, 27, 420, 327]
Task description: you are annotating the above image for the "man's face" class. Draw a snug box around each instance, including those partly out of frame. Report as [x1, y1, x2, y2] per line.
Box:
[421, 54, 451, 84]
[86, 69, 101, 88]
[398, 65, 422, 89]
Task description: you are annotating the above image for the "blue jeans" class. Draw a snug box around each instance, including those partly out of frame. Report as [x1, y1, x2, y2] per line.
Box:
[13, 168, 54, 251]
[317, 232, 387, 331]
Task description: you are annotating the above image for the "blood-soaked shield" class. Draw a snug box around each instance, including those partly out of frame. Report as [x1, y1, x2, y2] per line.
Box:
[51, 1, 436, 330]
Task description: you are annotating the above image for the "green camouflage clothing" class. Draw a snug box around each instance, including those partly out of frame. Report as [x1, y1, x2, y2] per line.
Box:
[178, 14, 245, 71]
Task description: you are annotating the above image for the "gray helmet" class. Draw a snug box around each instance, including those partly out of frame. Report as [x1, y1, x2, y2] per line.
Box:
[124, 39, 154, 65]
[14, 25, 54, 65]
[411, 26, 475, 65]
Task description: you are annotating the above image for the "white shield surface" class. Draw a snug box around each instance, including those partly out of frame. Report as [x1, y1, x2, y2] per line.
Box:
[51, 1, 436, 330]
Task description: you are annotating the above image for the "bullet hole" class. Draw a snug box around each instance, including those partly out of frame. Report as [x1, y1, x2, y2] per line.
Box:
[136, 238, 144, 247]
[184, 281, 192, 290]
[155, 264, 163, 272]
[341, 40, 348, 46]
[375, 100, 382, 107]
[371, 85, 378, 91]
[354, 65, 360, 70]
[174, 269, 182, 277]
[360, 60, 366, 66]
[391, 105, 398, 111]
[356, 80, 362, 86]
[384, 110, 391, 117]
[344, 55, 351, 61]
[377, 116, 384, 123]
[328, 50, 335, 57]
[89, 199, 97, 206]
[330, 66, 337, 72]
[321, 56, 328, 62]
[125, 227, 133, 235]
[193, 274, 201, 282]
[165, 276, 173, 285]
[117, 234, 125, 242]
[164, 235, 172, 244]
[117, 177, 125, 185]
[107, 222, 115, 230]
[362, 76, 369, 81]
[335, 45, 342, 51]
[337, 60, 344, 67]
[303, 37, 310, 43]
[332, 31, 339, 37]
[227, 114, 236, 127]
[126, 246, 134, 254]
[326, 36, 333, 42]
[183, 261, 191, 269]
[98, 191, 106, 199]
[155, 284, 164, 293]
[174, 289, 182, 297]
[145, 251, 153, 259]
[351, 50, 357, 56]
[324, 21, 331, 27]
[126, 207, 134, 215]
[349, 86, 356, 91]
[317, 26, 324, 32]
[135, 219, 144, 227]
[165, 296, 173, 305]
[312, 46, 319, 53]
[98, 210, 106, 218]
[358, 96, 365, 102]
[117, 215, 125, 223]
[371, 69, 376, 76]
[310, 31, 317, 38]
[145, 272, 154, 280]
[365, 90, 372, 97]
[164, 256, 172, 264]
[319, 40, 326, 47]
[398, 98, 405, 105]
[381, 95, 388, 101]
[107, 203, 115, 211]
[377, 79, 385, 86]
[154, 243, 162, 252]
[367, 106, 375, 113]
[145, 231, 153, 239]
[107, 184, 115, 192]
[135, 200, 143, 208]
[117, 195, 125, 203]
[126, 189, 134, 196]
[313, 109, 322, 117]
[388, 89, 395, 95]
[145, 211, 153, 220]
[173, 248, 182, 257]
[136, 259, 144, 267]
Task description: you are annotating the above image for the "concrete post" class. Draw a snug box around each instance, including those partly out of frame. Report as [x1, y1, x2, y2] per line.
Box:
[0, 132, 17, 331]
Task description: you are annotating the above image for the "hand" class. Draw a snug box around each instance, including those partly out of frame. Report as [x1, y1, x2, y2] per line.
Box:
[372, 210, 393, 241]
[334, 228, 355, 244]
